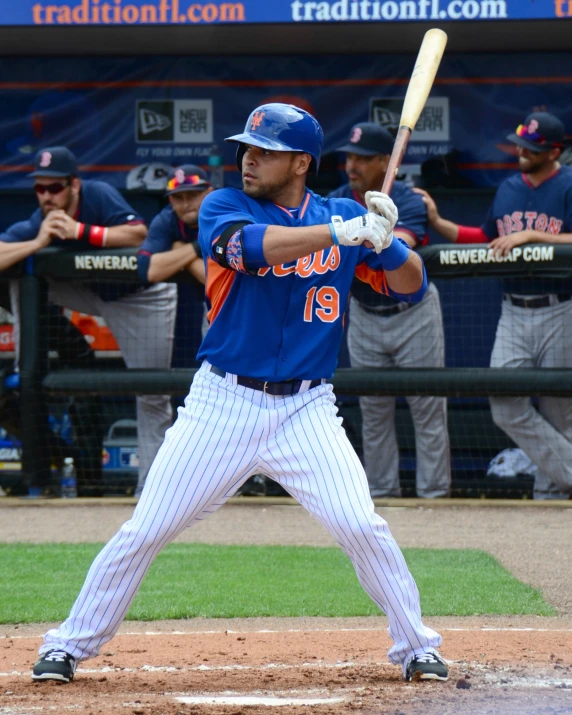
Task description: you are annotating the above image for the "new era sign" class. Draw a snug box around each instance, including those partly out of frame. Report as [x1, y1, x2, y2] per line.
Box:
[136, 101, 173, 142]
[369, 97, 450, 142]
[136, 99, 213, 143]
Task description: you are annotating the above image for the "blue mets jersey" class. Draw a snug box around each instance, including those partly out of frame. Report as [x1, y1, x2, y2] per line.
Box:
[328, 182, 427, 307]
[197, 187, 423, 381]
[481, 166, 572, 295]
[137, 205, 201, 284]
[0, 180, 145, 301]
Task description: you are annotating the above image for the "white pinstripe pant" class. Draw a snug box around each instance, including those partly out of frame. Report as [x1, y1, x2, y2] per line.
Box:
[41, 361, 442, 671]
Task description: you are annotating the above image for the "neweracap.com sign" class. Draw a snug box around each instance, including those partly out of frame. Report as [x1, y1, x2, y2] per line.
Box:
[0, 0, 568, 26]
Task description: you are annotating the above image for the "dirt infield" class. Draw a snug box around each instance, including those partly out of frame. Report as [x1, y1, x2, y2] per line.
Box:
[1, 500, 572, 714]
[2, 618, 572, 714]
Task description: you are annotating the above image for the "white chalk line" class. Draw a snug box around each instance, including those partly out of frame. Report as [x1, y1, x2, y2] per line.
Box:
[1, 688, 350, 712]
[1, 660, 380, 678]
[174, 695, 346, 706]
[2, 626, 571, 641]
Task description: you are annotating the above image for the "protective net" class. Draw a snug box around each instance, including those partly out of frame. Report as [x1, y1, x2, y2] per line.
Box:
[0, 187, 571, 501]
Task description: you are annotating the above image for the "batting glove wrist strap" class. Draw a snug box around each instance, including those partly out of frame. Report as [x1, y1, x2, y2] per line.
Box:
[379, 236, 410, 271]
[329, 214, 388, 253]
[328, 220, 340, 246]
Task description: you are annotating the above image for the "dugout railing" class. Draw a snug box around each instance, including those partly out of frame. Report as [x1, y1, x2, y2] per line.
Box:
[3, 242, 572, 497]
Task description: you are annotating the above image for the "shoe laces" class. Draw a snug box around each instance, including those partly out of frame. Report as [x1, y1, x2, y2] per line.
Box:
[414, 653, 442, 664]
[44, 650, 71, 662]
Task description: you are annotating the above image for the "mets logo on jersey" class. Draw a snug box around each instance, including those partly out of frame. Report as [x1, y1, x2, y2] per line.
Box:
[496, 211, 563, 237]
[258, 246, 341, 278]
[251, 112, 265, 130]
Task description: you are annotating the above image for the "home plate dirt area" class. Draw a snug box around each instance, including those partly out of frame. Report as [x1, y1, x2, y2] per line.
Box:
[2, 617, 572, 715]
[2, 501, 572, 714]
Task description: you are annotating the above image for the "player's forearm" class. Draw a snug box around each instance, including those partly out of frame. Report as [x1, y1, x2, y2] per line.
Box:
[384, 251, 424, 294]
[394, 229, 418, 248]
[262, 225, 334, 265]
[0, 238, 45, 272]
[105, 224, 147, 248]
[431, 216, 459, 243]
[187, 258, 206, 285]
[147, 244, 198, 283]
[527, 231, 572, 244]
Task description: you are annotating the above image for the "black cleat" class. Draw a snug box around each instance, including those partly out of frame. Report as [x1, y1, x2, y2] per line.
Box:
[405, 652, 448, 682]
[32, 649, 77, 683]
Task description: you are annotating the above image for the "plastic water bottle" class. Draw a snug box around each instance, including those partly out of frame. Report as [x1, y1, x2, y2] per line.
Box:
[208, 144, 224, 189]
[61, 457, 77, 499]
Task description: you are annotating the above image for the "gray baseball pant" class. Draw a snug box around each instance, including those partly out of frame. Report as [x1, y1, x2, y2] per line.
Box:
[47, 281, 177, 494]
[347, 283, 450, 498]
[490, 298, 572, 499]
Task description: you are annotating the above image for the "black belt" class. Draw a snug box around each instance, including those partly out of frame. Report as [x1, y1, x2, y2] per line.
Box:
[359, 302, 412, 317]
[504, 294, 572, 309]
[210, 365, 324, 396]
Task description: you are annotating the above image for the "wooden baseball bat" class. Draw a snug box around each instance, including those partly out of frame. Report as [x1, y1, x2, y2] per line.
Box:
[381, 28, 448, 195]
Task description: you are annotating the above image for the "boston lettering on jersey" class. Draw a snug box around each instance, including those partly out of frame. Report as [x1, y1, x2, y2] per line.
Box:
[496, 211, 563, 237]
[482, 166, 572, 296]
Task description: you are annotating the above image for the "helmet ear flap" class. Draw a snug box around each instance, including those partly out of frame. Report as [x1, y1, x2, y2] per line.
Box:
[236, 144, 247, 171]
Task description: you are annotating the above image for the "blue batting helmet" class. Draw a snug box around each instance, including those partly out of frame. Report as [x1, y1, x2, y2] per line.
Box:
[225, 103, 324, 173]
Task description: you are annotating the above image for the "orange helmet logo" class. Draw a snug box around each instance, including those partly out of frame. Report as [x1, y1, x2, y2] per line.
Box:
[250, 111, 265, 130]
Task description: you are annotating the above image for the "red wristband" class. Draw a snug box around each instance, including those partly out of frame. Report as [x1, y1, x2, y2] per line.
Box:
[456, 226, 488, 244]
[74, 221, 86, 240]
[88, 225, 108, 247]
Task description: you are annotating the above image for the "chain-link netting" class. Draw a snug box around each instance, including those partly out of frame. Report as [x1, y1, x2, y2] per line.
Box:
[1, 231, 572, 501]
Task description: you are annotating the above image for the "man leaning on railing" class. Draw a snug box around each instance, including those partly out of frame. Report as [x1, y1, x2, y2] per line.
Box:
[416, 112, 572, 501]
[0, 146, 176, 497]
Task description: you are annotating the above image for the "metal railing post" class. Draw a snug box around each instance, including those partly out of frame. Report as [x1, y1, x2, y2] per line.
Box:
[19, 259, 51, 496]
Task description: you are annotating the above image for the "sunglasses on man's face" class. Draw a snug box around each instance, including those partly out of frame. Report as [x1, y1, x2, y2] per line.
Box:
[34, 181, 70, 195]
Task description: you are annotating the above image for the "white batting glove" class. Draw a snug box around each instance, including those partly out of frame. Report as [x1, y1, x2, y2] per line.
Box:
[329, 213, 391, 254]
[365, 191, 399, 233]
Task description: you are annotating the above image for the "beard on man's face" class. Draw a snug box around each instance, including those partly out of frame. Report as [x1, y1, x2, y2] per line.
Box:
[39, 192, 72, 217]
[242, 171, 294, 201]
[517, 149, 554, 174]
[41, 201, 58, 217]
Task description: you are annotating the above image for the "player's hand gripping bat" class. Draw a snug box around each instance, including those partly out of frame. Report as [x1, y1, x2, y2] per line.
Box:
[381, 28, 448, 196]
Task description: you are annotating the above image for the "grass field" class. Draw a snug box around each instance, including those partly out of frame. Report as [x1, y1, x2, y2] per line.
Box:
[0, 543, 555, 623]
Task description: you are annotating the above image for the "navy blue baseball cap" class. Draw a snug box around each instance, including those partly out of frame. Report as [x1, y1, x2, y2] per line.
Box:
[165, 164, 211, 195]
[336, 122, 394, 156]
[507, 112, 565, 153]
[28, 146, 78, 177]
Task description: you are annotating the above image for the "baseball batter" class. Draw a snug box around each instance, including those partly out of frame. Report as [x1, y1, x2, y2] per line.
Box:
[329, 123, 450, 499]
[417, 112, 572, 500]
[32, 104, 448, 684]
[0, 147, 177, 496]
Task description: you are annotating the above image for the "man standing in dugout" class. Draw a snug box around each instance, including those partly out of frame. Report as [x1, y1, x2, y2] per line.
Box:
[329, 122, 450, 499]
[416, 112, 572, 500]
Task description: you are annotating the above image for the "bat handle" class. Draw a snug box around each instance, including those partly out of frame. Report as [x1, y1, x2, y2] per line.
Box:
[381, 126, 412, 196]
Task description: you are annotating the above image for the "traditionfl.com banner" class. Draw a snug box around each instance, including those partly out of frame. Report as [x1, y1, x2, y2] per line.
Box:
[0, 0, 567, 25]
[0, 52, 570, 190]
